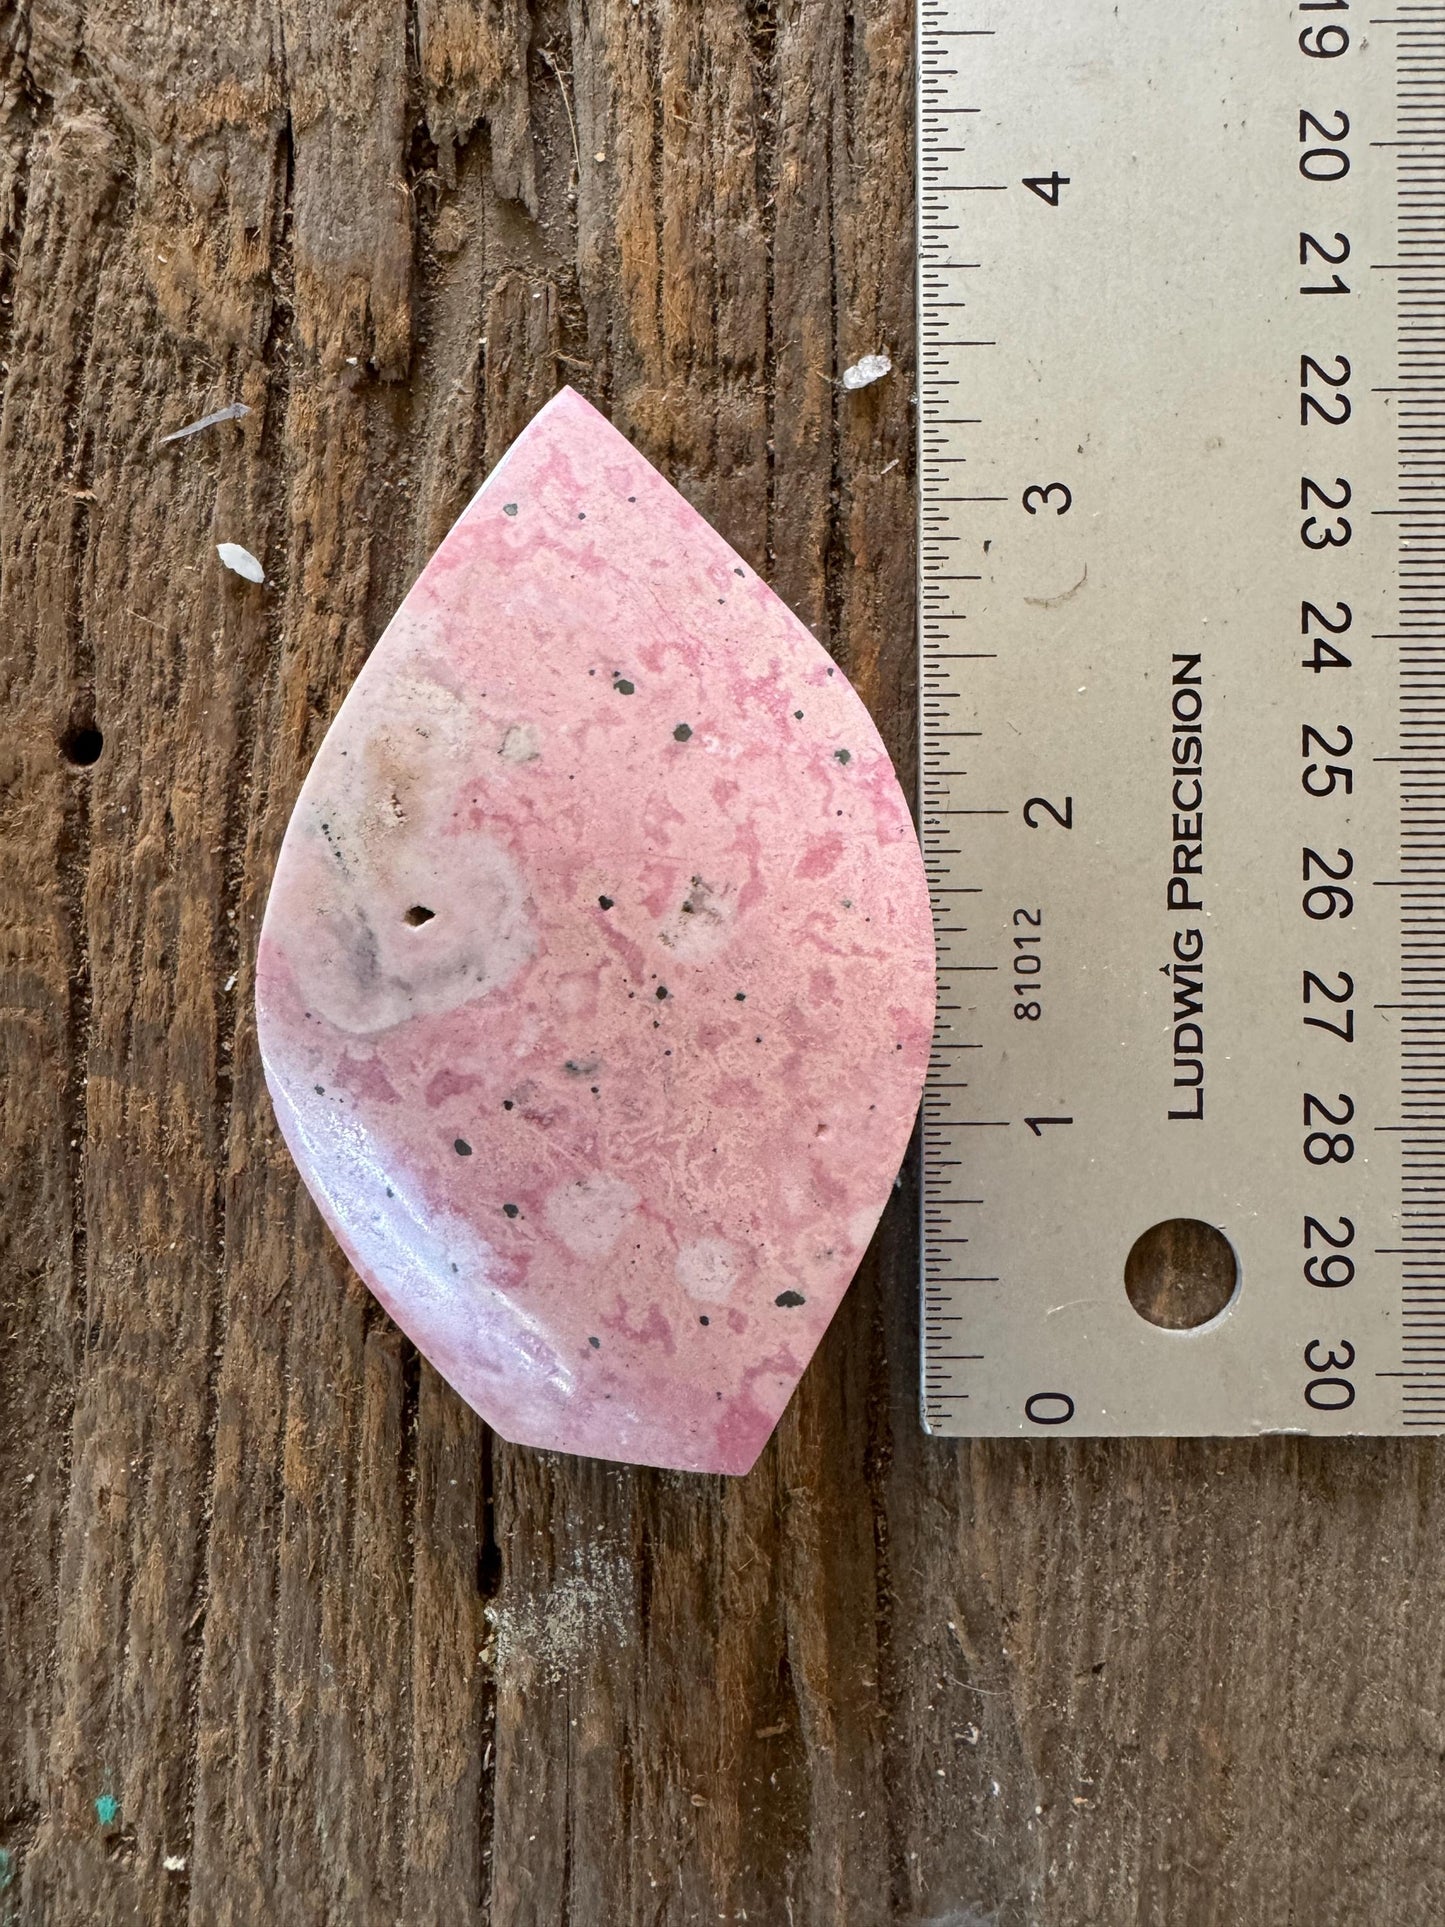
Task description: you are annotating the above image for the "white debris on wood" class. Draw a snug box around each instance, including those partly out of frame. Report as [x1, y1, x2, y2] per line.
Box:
[159, 402, 250, 445]
[162, 1855, 187, 1873]
[217, 542, 264, 584]
[841, 352, 892, 391]
[490, 1551, 631, 1685]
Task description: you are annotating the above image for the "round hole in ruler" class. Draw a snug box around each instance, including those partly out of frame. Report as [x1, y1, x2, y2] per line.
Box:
[1124, 1219, 1238, 1332]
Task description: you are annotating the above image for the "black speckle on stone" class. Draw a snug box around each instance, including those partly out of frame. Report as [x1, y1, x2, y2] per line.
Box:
[451, 1262, 459, 1273]
[386, 1187, 394, 1197]
[775, 1290, 806, 1309]
[599, 894, 614, 910]
[755, 1036, 763, 1044]
[503, 502, 518, 517]
[454, 1138, 472, 1156]
[834, 748, 852, 765]
[614, 677, 635, 695]
[503, 1202, 520, 1219]
[591, 1086, 599, 1095]
[503, 1099, 514, 1111]
[734, 567, 744, 577]
[794, 709, 804, 720]
[628, 495, 637, 503]
[589, 1334, 601, 1349]
[699, 1315, 710, 1326]
[656, 985, 669, 1000]
[827, 666, 835, 676]
[578, 511, 586, 520]
[315, 1084, 325, 1095]
[673, 723, 693, 742]
[735, 991, 746, 1002]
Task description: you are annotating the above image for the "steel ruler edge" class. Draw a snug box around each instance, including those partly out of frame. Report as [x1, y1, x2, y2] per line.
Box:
[917, 0, 1444, 1436]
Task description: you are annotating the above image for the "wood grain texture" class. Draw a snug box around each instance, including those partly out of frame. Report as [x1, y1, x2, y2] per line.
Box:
[1, 3, 1443, 1922]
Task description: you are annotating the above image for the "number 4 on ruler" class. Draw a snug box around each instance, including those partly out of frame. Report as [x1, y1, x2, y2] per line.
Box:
[1023, 171, 1070, 206]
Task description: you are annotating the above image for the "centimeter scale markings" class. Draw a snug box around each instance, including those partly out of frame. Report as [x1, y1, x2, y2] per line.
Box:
[918, 0, 1445, 1435]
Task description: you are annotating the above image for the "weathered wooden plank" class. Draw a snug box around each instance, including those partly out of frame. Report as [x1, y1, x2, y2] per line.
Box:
[4, 3, 1445, 1925]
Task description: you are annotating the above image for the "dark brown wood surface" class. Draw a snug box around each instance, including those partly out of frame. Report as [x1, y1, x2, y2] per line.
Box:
[3, 3, 1444, 1922]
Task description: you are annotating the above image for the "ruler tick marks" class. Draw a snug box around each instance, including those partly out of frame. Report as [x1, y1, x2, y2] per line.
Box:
[918, 0, 1441, 1435]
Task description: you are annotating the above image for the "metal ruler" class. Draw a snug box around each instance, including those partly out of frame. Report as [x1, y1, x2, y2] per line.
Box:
[918, 0, 1445, 1434]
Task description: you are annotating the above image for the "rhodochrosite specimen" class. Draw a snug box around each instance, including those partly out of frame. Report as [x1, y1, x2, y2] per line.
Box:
[256, 388, 934, 1474]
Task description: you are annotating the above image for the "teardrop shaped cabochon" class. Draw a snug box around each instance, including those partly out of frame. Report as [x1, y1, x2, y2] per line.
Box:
[256, 388, 934, 1475]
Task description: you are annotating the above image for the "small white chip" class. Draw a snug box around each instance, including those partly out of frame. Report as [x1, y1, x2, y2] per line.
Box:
[217, 542, 264, 584]
[159, 402, 251, 446]
[841, 352, 892, 391]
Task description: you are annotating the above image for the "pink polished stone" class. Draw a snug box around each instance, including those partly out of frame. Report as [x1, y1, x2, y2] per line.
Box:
[256, 388, 934, 1475]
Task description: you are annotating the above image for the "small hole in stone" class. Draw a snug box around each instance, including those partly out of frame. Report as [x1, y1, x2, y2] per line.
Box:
[60, 723, 103, 767]
[404, 905, 436, 926]
[1124, 1218, 1239, 1331]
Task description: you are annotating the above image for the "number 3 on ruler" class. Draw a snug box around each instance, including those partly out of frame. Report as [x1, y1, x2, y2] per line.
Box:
[1023, 482, 1073, 516]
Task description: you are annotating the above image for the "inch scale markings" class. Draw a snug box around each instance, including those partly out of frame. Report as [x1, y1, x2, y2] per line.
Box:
[919, 1, 1430, 1434]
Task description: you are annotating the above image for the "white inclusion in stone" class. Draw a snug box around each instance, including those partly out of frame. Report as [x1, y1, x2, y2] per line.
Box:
[847, 1206, 880, 1252]
[289, 796, 538, 1035]
[675, 1237, 741, 1303]
[544, 1173, 639, 1259]
[658, 874, 736, 964]
[499, 722, 542, 763]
